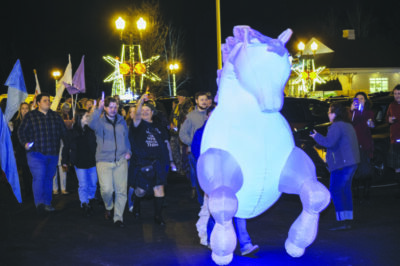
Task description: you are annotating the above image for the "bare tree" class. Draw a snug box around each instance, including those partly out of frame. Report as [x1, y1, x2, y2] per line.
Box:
[164, 23, 191, 96]
[116, 0, 190, 97]
[346, 0, 376, 38]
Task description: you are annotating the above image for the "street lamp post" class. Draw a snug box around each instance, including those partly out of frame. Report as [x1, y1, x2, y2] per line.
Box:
[136, 17, 146, 94]
[292, 40, 325, 97]
[169, 63, 179, 96]
[137, 17, 146, 38]
[115, 17, 125, 40]
[52, 70, 61, 90]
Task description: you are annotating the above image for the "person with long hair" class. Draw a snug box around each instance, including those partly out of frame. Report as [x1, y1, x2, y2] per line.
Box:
[62, 109, 98, 216]
[11, 102, 32, 200]
[350, 92, 375, 199]
[125, 105, 136, 128]
[310, 103, 360, 230]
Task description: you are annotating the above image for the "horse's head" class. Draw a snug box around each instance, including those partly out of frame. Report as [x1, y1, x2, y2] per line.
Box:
[221, 26, 292, 112]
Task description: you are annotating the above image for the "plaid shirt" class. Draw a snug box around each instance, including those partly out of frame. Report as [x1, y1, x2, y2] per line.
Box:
[18, 109, 67, 156]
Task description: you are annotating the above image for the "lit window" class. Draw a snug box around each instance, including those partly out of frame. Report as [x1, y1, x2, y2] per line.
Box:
[369, 77, 388, 93]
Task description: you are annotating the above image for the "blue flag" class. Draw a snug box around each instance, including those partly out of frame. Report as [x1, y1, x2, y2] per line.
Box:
[0, 108, 22, 203]
[4, 59, 27, 122]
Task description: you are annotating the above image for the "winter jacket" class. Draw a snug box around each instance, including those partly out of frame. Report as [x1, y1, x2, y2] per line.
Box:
[179, 107, 207, 147]
[88, 109, 131, 162]
[61, 125, 97, 169]
[314, 121, 360, 172]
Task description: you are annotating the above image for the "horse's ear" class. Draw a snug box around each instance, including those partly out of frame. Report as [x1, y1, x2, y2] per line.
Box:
[278, 29, 293, 45]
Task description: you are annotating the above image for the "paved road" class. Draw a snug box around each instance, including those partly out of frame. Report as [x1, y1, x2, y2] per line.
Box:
[1, 171, 399, 266]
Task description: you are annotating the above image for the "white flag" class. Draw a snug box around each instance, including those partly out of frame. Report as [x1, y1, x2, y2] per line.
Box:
[33, 69, 41, 96]
[51, 55, 72, 111]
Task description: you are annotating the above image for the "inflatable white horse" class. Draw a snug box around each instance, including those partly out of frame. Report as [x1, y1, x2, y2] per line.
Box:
[197, 26, 330, 265]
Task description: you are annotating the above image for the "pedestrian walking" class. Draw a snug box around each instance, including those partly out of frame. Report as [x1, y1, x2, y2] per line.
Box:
[18, 93, 67, 212]
[129, 93, 175, 226]
[88, 96, 131, 228]
[62, 108, 97, 216]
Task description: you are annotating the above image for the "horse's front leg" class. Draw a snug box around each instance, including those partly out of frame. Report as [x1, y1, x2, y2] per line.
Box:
[197, 148, 243, 265]
[279, 147, 330, 257]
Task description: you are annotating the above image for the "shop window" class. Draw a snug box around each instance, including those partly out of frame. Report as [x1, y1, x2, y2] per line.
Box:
[369, 77, 388, 93]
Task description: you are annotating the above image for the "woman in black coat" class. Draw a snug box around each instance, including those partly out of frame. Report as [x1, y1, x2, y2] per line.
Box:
[62, 109, 97, 215]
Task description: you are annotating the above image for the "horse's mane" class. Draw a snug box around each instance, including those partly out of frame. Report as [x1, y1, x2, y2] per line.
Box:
[222, 26, 290, 64]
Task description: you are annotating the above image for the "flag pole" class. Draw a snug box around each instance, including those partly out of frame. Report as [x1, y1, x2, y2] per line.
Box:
[216, 0, 222, 70]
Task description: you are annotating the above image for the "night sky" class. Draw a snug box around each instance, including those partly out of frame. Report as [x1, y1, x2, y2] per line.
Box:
[1, 0, 398, 98]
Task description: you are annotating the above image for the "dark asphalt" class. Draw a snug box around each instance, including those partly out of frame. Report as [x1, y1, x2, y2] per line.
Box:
[1, 170, 399, 266]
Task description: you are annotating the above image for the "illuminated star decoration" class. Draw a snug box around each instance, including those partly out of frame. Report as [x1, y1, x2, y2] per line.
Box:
[103, 55, 125, 96]
[103, 44, 161, 97]
[292, 59, 326, 93]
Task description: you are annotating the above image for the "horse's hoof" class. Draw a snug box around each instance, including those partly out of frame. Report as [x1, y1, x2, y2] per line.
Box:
[285, 239, 305, 257]
[211, 252, 233, 265]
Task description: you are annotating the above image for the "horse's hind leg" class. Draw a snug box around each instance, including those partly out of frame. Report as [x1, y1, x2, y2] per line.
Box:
[279, 147, 330, 257]
[197, 148, 244, 265]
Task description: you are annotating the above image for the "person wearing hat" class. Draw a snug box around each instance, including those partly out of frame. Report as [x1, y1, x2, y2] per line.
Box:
[170, 90, 194, 177]
[129, 93, 175, 225]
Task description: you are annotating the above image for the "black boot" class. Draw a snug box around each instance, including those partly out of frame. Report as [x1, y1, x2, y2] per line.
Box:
[154, 196, 166, 225]
[132, 194, 141, 218]
[82, 203, 91, 217]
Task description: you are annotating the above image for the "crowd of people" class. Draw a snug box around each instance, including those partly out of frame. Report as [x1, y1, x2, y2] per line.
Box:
[6, 88, 215, 230]
[2, 84, 400, 253]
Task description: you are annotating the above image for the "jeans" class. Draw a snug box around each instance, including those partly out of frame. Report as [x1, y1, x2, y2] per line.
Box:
[97, 158, 128, 222]
[26, 152, 59, 207]
[330, 164, 358, 221]
[75, 166, 98, 206]
[188, 152, 203, 205]
[234, 217, 252, 251]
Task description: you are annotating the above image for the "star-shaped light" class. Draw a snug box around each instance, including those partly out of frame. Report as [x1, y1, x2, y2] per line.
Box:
[103, 44, 161, 96]
[292, 59, 326, 92]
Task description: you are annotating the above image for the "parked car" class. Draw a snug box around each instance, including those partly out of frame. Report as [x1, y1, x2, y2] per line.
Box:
[369, 93, 393, 178]
[280, 97, 331, 178]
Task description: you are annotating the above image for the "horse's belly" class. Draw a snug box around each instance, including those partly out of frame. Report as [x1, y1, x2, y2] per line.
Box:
[201, 110, 294, 218]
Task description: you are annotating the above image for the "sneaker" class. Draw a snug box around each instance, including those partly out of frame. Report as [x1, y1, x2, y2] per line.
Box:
[53, 191, 59, 195]
[241, 244, 260, 256]
[44, 205, 56, 212]
[61, 190, 69, 195]
[154, 216, 166, 226]
[329, 221, 352, 231]
[36, 203, 45, 214]
[114, 220, 126, 228]
[129, 206, 134, 213]
[104, 210, 112, 220]
[82, 203, 91, 217]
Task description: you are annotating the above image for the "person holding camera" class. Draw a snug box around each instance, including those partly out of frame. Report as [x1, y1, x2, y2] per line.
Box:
[310, 103, 360, 230]
[350, 92, 375, 199]
[129, 93, 175, 226]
